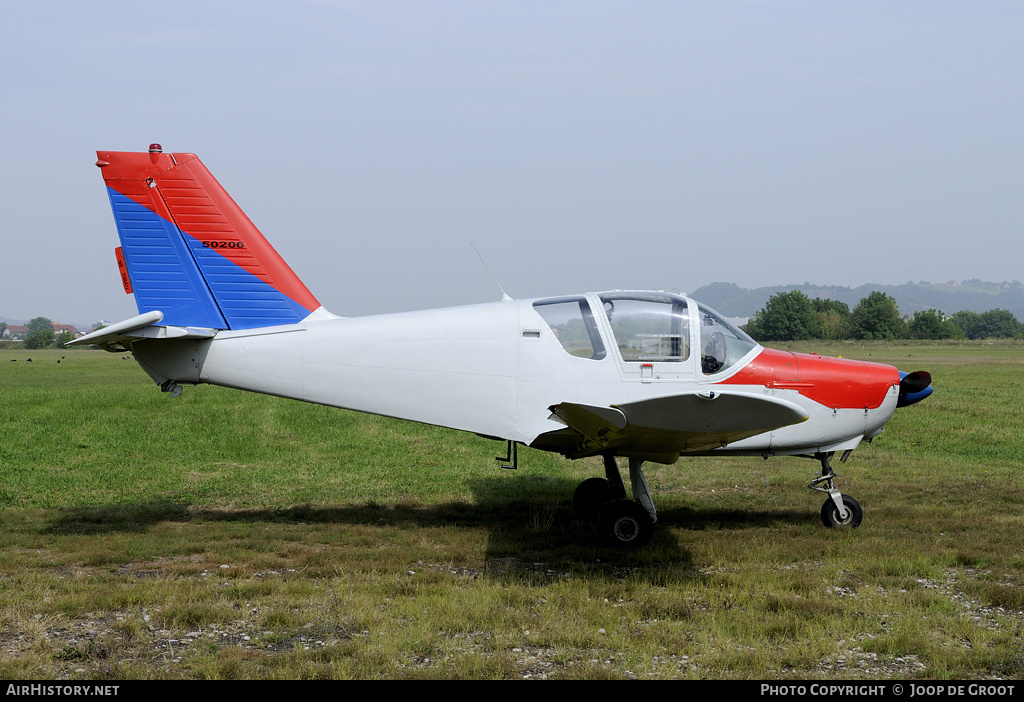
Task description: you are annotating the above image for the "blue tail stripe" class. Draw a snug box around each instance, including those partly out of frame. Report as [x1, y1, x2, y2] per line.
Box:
[108, 188, 227, 329]
[109, 188, 315, 330]
[182, 236, 314, 328]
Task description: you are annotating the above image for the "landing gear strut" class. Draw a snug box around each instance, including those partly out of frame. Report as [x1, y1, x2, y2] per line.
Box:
[573, 455, 656, 547]
[809, 451, 863, 528]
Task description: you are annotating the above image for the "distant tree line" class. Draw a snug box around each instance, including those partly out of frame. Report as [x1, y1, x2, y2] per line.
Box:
[745, 290, 1024, 342]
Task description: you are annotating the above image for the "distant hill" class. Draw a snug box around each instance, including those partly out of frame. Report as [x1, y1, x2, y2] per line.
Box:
[690, 280, 1024, 320]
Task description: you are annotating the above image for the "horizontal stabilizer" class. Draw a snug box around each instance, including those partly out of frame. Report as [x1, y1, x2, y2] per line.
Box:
[68, 310, 217, 352]
[548, 390, 809, 460]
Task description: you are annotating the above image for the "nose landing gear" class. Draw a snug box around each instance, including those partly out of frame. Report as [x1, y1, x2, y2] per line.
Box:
[810, 451, 863, 528]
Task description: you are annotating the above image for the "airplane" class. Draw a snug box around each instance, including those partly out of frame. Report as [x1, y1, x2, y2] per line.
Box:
[71, 145, 934, 547]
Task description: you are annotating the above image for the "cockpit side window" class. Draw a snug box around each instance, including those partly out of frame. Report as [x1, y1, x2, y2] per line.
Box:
[598, 295, 689, 362]
[533, 298, 607, 360]
[698, 304, 758, 375]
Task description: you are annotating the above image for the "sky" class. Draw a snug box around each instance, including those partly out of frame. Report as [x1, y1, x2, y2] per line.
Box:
[2, 1, 1022, 327]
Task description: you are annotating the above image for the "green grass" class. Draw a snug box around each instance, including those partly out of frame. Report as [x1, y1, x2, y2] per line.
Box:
[0, 344, 1022, 679]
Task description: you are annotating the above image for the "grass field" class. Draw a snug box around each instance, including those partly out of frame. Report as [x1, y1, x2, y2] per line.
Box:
[1, 342, 1022, 679]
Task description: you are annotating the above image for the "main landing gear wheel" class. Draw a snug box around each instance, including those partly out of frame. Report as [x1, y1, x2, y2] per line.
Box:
[820, 495, 863, 529]
[599, 500, 654, 547]
[574, 455, 658, 547]
[573, 477, 611, 521]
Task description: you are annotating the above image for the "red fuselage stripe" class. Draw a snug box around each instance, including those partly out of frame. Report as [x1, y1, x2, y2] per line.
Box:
[718, 348, 900, 410]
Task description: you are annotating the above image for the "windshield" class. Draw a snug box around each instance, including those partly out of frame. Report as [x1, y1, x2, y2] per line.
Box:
[697, 303, 758, 375]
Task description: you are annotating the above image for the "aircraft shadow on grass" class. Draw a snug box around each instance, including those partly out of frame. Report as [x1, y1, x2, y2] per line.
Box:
[44, 476, 816, 576]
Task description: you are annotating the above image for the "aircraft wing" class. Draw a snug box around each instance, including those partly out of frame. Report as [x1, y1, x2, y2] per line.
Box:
[68, 311, 217, 352]
[548, 390, 809, 463]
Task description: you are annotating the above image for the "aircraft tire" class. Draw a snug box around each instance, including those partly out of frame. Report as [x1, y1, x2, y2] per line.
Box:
[599, 501, 653, 547]
[820, 495, 863, 529]
[573, 478, 611, 521]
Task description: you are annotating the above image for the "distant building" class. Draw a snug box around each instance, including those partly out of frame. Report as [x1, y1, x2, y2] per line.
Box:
[2, 325, 28, 341]
[1, 323, 82, 341]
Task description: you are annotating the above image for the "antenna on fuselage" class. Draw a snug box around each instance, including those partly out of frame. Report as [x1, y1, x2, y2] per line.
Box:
[471, 242, 512, 302]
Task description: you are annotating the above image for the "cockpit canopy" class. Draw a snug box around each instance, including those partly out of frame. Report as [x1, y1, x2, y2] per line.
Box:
[533, 291, 758, 375]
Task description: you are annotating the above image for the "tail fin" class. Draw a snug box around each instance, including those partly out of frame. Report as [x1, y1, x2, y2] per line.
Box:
[95, 145, 321, 330]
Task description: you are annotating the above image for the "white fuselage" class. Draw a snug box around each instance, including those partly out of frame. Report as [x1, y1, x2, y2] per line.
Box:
[130, 295, 900, 463]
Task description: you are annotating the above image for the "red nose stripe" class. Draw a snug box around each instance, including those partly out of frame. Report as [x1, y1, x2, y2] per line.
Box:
[719, 348, 899, 410]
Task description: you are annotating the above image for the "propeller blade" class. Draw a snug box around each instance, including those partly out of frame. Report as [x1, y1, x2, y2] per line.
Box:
[897, 370, 933, 407]
[899, 371, 931, 395]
